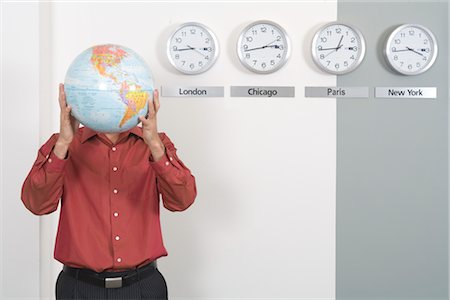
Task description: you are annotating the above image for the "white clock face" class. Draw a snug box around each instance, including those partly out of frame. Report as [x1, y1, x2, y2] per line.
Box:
[384, 24, 438, 75]
[167, 22, 219, 74]
[312, 22, 366, 75]
[237, 21, 291, 74]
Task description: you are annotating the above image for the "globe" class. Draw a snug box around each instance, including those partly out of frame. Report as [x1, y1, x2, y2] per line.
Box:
[64, 44, 154, 133]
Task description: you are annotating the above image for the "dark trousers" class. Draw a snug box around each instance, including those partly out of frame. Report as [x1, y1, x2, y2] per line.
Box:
[55, 266, 168, 300]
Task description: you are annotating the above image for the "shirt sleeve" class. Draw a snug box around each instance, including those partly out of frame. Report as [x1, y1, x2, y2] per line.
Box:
[21, 133, 69, 215]
[149, 132, 197, 212]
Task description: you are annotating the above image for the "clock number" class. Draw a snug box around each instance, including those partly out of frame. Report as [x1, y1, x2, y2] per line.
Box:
[261, 26, 267, 33]
[408, 64, 413, 70]
[246, 37, 253, 42]
[350, 55, 355, 60]
[344, 61, 348, 67]
[416, 62, 421, 68]
[336, 28, 342, 34]
[190, 63, 195, 69]
[198, 61, 203, 67]
[393, 55, 398, 61]
[391, 47, 396, 52]
[424, 39, 428, 44]
[181, 31, 186, 37]
[190, 29, 196, 34]
[400, 32, 406, 37]
[181, 60, 186, 66]
[321, 37, 327, 43]
[270, 60, 275, 65]
[253, 60, 257, 66]
[409, 30, 414, 36]
[243, 45, 249, 50]
[245, 53, 250, 59]
[175, 54, 180, 60]
[318, 45, 323, 50]
[277, 54, 281, 58]
[252, 29, 257, 35]
[205, 56, 209, 60]
[176, 38, 182, 43]
[278, 45, 284, 50]
[326, 30, 332, 36]
[320, 54, 325, 59]
[350, 37, 356, 43]
[261, 62, 267, 68]
[326, 60, 331, 66]
[277, 36, 282, 41]
[335, 63, 340, 69]
[172, 46, 178, 51]
[205, 38, 210, 43]
[394, 39, 400, 44]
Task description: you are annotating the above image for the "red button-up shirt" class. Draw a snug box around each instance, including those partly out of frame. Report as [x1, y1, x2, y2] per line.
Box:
[21, 126, 196, 272]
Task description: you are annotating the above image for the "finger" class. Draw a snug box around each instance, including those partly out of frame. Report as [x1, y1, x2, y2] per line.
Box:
[154, 89, 160, 113]
[147, 92, 156, 118]
[58, 83, 67, 110]
[62, 105, 71, 122]
[139, 115, 150, 125]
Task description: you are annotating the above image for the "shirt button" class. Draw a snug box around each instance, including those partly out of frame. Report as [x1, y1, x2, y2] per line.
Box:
[113, 189, 118, 194]
[113, 212, 119, 217]
[112, 166, 118, 172]
[117, 257, 122, 263]
[169, 157, 173, 161]
[48, 158, 52, 163]
[112, 147, 117, 152]
[115, 235, 120, 241]
[165, 161, 169, 166]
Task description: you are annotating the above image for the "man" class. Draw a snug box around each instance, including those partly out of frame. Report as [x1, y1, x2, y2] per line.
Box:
[21, 84, 197, 299]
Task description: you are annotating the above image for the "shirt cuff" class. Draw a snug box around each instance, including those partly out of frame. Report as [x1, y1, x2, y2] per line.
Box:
[149, 150, 176, 175]
[44, 149, 68, 173]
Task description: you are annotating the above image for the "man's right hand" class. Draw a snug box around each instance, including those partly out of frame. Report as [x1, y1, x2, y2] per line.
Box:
[54, 83, 80, 160]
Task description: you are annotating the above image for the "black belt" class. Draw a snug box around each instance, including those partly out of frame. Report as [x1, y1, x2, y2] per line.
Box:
[62, 261, 157, 289]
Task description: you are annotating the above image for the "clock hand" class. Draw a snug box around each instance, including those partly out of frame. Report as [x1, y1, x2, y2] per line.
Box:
[335, 35, 344, 51]
[406, 46, 424, 57]
[319, 46, 341, 51]
[318, 36, 345, 54]
[173, 47, 195, 51]
[323, 49, 336, 58]
[187, 45, 207, 58]
[244, 39, 279, 52]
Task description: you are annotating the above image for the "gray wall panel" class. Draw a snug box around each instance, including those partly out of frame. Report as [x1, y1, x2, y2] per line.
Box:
[337, 1, 448, 299]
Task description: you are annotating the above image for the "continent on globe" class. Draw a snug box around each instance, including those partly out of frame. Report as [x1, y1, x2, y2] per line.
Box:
[64, 44, 154, 133]
[119, 81, 149, 128]
[91, 45, 128, 84]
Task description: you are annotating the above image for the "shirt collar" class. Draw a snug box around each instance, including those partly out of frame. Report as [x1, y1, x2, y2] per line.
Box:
[81, 126, 143, 143]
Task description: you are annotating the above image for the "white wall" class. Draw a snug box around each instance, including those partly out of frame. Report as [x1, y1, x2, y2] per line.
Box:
[1, 2, 40, 299]
[2, 1, 337, 299]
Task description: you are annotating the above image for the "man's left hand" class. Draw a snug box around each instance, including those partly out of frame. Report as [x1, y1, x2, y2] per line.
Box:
[139, 89, 165, 161]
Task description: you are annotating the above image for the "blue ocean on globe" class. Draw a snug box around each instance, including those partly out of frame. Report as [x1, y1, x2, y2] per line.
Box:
[64, 44, 154, 133]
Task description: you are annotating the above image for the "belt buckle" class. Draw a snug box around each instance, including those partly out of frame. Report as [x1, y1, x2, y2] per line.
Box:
[105, 277, 122, 288]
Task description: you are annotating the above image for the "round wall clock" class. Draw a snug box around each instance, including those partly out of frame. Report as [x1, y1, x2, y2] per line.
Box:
[167, 22, 219, 74]
[237, 20, 291, 74]
[311, 22, 366, 75]
[384, 24, 438, 75]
